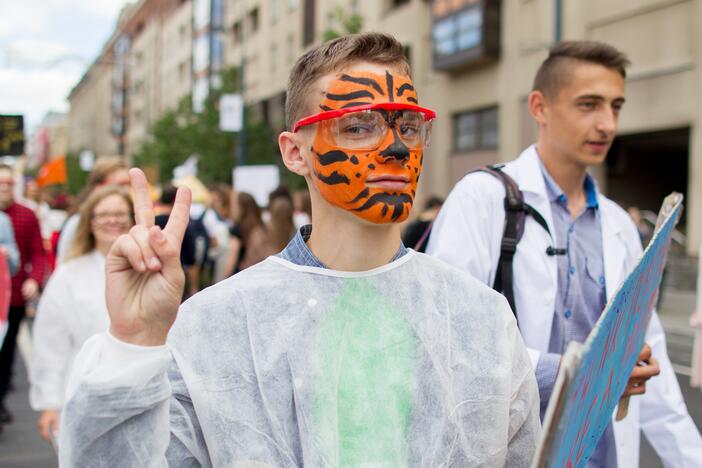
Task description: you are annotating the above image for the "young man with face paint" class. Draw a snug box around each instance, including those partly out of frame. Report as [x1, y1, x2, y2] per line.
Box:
[59, 34, 539, 466]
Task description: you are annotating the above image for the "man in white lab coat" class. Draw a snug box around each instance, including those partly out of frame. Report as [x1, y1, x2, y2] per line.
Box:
[428, 40, 702, 467]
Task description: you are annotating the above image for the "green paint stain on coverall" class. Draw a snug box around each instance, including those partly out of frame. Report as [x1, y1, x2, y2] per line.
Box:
[313, 278, 417, 466]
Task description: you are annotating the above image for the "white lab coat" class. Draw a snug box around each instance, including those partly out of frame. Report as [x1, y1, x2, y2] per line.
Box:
[427, 145, 702, 467]
[30, 250, 110, 411]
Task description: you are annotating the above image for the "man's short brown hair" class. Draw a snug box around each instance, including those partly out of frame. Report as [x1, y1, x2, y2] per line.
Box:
[533, 41, 631, 98]
[285, 33, 410, 130]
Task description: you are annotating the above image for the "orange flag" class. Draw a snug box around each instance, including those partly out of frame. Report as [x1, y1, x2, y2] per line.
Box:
[36, 156, 68, 188]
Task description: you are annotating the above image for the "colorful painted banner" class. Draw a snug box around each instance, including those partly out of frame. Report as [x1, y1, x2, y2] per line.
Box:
[0, 250, 10, 341]
[533, 193, 683, 468]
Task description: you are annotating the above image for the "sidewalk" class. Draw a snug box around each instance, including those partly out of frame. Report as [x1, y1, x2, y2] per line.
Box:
[0, 330, 55, 467]
[657, 287, 697, 372]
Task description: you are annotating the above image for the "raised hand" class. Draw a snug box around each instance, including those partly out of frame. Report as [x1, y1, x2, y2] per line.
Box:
[106, 168, 192, 346]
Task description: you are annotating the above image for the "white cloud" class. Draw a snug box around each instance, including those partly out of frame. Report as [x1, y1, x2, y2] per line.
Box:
[44, 0, 134, 19]
[0, 1, 134, 131]
[0, 67, 82, 130]
[0, 1, 132, 39]
[0, 4, 48, 37]
[3, 39, 72, 67]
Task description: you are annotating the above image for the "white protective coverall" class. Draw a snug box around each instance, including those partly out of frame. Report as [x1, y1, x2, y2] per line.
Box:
[427, 145, 702, 467]
[30, 250, 109, 412]
[60, 251, 540, 466]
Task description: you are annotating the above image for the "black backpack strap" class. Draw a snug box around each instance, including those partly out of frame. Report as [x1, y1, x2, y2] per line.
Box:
[412, 219, 435, 252]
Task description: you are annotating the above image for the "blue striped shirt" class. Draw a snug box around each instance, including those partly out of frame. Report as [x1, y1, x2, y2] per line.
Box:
[277, 224, 408, 268]
[534, 160, 616, 467]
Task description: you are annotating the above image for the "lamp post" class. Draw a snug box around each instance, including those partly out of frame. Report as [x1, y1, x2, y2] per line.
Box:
[237, 0, 246, 167]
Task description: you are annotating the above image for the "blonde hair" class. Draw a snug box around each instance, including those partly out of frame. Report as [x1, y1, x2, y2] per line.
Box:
[285, 33, 410, 130]
[266, 197, 296, 251]
[71, 156, 129, 214]
[64, 185, 133, 262]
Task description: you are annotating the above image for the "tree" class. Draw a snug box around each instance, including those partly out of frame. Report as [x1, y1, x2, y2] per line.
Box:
[321, 6, 364, 42]
[65, 151, 88, 195]
[134, 67, 278, 185]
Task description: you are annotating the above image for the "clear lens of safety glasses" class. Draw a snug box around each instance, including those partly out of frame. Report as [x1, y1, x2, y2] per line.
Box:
[323, 109, 432, 150]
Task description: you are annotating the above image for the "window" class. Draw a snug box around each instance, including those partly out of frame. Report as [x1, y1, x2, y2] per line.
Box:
[303, 0, 315, 46]
[271, 0, 280, 23]
[248, 7, 260, 33]
[403, 45, 412, 68]
[454, 106, 498, 152]
[391, 0, 411, 8]
[432, 1, 501, 71]
[232, 20, 243, 44]
[434, 8, 481, 56]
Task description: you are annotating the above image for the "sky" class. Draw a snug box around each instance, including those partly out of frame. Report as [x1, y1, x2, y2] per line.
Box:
[0, 0, 133, 133]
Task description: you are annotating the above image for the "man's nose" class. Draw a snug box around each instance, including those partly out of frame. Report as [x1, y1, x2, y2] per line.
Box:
[378, 128, 410, 163]
[596, 108, 618, 136]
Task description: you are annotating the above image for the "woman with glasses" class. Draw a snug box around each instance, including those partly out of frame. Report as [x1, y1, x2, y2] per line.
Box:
[29, 185, 133, 446]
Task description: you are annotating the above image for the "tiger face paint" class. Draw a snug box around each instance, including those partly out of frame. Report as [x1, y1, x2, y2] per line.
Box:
[301, 70, 432, 224]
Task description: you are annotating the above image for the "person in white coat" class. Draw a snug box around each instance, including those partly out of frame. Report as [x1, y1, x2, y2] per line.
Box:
[55, 157, 130, 265]
[428, 40, 702, 467]
[30, 185, 133, 444]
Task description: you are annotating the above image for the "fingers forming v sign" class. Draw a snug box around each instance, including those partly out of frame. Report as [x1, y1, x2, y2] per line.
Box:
[107, 168, 192, 346]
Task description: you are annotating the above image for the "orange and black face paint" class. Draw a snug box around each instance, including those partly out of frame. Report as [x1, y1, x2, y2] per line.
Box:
[307, 70, 427, 224]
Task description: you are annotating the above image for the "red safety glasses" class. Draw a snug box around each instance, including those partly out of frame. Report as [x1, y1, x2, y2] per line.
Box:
[293, 102, 437, 133]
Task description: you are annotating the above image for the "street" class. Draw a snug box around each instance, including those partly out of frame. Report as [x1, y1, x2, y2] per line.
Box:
[0, 289, 700, 466]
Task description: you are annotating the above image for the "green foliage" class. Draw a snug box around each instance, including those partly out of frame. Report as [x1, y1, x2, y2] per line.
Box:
[321, 6, 364, 41]
[133, 66, 278, 185]
[65, 151, 88, 195]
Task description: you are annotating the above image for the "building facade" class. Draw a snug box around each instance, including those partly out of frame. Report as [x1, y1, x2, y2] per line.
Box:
[66, 0, 702, 254]
[27, 112, 69, 169]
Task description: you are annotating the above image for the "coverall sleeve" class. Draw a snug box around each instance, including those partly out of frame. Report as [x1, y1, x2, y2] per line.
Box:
[29, 273, 73, 410]
[501, 297, 542, 467]
[59, 332, 211, 467]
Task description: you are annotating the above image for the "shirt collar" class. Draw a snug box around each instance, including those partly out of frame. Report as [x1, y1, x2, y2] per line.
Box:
[537, 158, 599, 209]
[278, 224, 408, 269]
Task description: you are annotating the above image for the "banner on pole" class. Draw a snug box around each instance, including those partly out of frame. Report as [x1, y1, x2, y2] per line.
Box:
[219, 94, 243, 132]
[233, 165, 279, 208]
[533, 193, 683, 468]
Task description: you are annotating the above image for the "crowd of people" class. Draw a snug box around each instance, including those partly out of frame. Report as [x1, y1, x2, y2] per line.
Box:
[0, 155, 317, 442]
[0, 31, 701, 467]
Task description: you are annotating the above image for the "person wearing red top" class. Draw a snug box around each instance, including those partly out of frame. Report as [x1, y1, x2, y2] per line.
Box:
[0, 164, 48, 425]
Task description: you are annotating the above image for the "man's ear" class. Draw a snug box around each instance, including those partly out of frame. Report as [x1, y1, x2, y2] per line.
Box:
[279, 131, 312, 177]
[528, 90, 548, 126]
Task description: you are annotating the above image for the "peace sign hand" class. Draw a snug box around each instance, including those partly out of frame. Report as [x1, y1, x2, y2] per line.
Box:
[106, 168, 192, 346]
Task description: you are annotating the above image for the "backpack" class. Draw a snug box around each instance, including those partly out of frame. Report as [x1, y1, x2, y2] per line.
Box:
[416, 164, 561, 323]
[190, 210, 210, 269]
